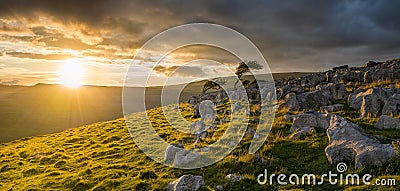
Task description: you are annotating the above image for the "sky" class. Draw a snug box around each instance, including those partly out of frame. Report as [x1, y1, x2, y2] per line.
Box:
[0, 0, 400, 86]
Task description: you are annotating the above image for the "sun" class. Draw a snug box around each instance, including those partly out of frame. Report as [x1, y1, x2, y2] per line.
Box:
[59, 58, 85, 88]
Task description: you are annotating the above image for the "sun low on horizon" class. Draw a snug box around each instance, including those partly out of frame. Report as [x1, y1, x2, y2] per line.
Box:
[58, 58, 86, 88]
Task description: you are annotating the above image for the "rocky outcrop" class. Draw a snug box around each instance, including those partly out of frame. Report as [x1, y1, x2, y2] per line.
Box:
[325, 115, 396, 168]
[295, 83, 348, 110]
[382, 94, 400, 116]
[375, 115, 400, 129]
[187, 58, 400, 118]
[168, 175, 205, 191]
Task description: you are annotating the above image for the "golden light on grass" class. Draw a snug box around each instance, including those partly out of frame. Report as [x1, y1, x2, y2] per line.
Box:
[59, 58, 85, 88]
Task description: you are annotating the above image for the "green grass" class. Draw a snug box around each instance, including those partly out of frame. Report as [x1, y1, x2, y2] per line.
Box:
[0, 101, 399, 190]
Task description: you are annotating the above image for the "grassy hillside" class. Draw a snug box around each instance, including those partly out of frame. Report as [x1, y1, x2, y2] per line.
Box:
[1, 101, 399, 190]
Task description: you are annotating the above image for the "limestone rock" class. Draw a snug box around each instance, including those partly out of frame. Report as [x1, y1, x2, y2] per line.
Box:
[225, 174, 245, 182]
[382, 94, 400, 116]
[375, 115, 400, 129]
[168, 175, 205, 191]
[325, 115, 396, 168]
[165, 143, 184, 163]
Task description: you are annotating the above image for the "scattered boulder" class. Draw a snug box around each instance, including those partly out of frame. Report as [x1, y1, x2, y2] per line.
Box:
[215, 185, 223, 190]
[289, 126, 313, 139]
[282, 93, 300, 111]
[225, 174, 245, 182]
[283, 114, 296, 121]
[321, 83, 348, 100]
[325, 115, 396, 168]
[296, 90, 331, 109]
[360, 87, 389, 118]
[165, 143, 184, 163]
[167, 174, 205, 191]
[290, 111, 331, 132]
[348, 88, 367, 109]
[382, 94, 400, 116]
[375, 115, 400, 129]
[173, 150, 199, 166]
[320, 104, 344, 113]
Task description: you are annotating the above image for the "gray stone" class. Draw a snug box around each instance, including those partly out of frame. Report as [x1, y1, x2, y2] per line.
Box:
[283, 114, 296, 121]
[375, 115, 400, 129]
[165, 143, 184, 163]
[382, 94, 400, 116]
[360, 87, 389, 118]
[215, 185, 223, 190]
[296, 90, 331, 110]
[321, 104, 344, 113]
[173, 150, 200, 166]
[283, 93, 300, 111]
[325, 115, 396, 169]
[168, 174, 205, 191]
[291, 113, 317, 132]
[291, 111, 331, 132]
[289, 126, 313, 139]
[225, 174, 245, 182]
[348, 89, 367, 109]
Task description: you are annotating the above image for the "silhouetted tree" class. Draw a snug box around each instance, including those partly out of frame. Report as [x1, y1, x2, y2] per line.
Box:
[234, 60, 263, 88]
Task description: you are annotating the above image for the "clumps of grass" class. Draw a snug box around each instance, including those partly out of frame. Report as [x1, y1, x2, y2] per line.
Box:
[0, 102, 399, 190]
[139, 170, 158, 179]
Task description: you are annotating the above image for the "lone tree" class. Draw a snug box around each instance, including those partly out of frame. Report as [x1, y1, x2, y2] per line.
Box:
[234, 60, 263, 88]
[202, 78, 226, 93]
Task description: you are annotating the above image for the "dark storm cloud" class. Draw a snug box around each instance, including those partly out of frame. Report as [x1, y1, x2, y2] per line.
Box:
[0, 0, 399, 71]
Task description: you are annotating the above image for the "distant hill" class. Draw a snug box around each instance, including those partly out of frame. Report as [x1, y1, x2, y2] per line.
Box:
[0, 72, 312, 142]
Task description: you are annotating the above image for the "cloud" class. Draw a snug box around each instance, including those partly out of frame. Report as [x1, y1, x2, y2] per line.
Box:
[0, 79, 19, 85]
[0, 0, 399, 72]
[153, 65, 206, 77]
[5, 51, 71, 60]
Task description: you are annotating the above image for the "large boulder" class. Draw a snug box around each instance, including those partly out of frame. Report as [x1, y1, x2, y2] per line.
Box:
[296, 90, 332, 109]
[319, 83, 348, 100]
[173, 150, 200, 167]
[360, 87, 390, 118]
[375, 115, 400, 129]
[290, 111, 331, 132]
[168, 175, 205, 191]
[289, 126, 313, 139]
[382, 94, 400, 116]
[348, 88, 367, 109]
[165, 143, 184, 163]
[282, 93, 300, 111]
[325, 115, 396, 168]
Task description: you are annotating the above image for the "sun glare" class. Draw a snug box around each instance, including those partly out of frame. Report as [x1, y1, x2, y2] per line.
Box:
[59, 58, 85, 88]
